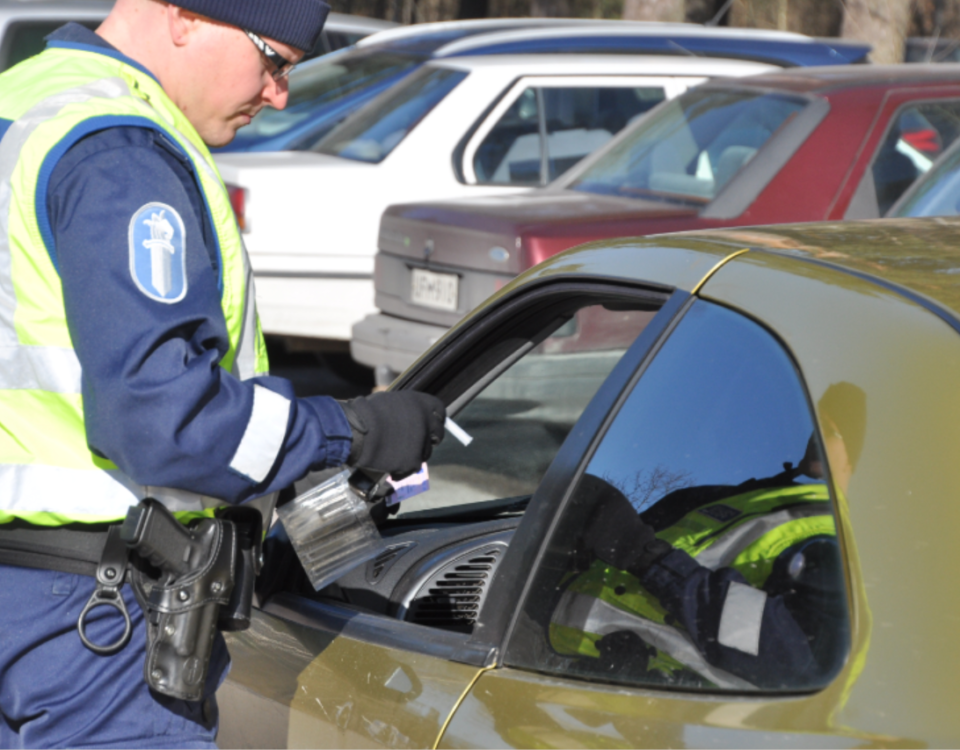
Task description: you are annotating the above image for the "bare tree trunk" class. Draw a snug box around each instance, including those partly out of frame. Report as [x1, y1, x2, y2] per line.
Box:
[730, 0, 787, 29]
[457, 0, 489, 18]
[841, 0, 912, 63]
[622, 0, 684, 21]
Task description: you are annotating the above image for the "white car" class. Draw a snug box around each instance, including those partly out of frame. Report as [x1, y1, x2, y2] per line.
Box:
[215, 27, 818, 346]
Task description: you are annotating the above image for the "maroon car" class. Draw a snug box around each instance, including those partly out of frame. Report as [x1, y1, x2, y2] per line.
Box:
[353, 64, 960, 382]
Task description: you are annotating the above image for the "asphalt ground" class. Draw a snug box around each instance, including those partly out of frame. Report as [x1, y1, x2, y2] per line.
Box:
[265, 337, 373, 400]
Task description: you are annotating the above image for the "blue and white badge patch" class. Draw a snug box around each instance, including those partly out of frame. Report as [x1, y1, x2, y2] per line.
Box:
[129, 202, 187, 303]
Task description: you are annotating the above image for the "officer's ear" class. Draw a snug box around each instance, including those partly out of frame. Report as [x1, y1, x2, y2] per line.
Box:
[167, 4, 203, 48]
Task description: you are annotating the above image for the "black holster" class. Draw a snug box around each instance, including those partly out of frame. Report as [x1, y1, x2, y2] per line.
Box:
[120, 499, 260, 701]
[215, 504, 263, 632]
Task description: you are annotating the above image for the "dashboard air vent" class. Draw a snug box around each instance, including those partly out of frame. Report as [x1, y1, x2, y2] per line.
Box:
[405, 542, 507, 632]
[366, 541, 417, 585]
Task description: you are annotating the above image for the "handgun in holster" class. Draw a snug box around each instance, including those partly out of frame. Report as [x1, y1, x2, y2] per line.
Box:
[118, 499, 262, 701]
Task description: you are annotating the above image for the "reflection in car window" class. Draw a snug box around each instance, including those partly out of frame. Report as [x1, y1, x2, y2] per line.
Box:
[873, 100, 960, 215]
[569, 89, 806, 205]
[474, 86, 666, 186]
[393, 305, 656, 517]
[509, 300, 850, 693]
[234, 49, 425, 144]
[314, 66, 467, 163]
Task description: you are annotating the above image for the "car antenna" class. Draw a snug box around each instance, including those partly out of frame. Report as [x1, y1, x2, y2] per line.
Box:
[705, 0, 734, 26]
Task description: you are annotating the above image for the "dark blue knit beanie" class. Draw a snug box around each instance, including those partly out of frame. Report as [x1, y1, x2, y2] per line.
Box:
[176, 0, 330, 52]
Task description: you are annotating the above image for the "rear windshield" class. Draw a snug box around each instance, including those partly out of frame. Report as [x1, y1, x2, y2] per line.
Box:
[231, 48, 425, 145]
[313, 65, 468, 163]
[569, 88, 807, 206]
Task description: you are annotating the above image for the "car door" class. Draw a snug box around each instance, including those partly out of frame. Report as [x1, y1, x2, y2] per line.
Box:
[437, 295, 865, 748]
[217, 278, 682, 749]
[458, 76, 702, 188]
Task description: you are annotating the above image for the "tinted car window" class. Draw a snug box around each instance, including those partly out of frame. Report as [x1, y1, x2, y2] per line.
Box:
[314, 66, 467, 163]
[393, 304, 656, 518]
[872, 100, 960, 215]
[1, 20, 100, 70]
[233, 49, 424, 146]
[570, 89, 806, 206]
[322, 30, 367, 53]
[474, 86, 666, 186]
[508, 300, 849, 693]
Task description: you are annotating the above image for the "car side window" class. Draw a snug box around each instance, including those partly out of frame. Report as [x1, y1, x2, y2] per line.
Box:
[871, 100, 960, 215]
[506, 300, 851, 694]
[392, 303, 656, 518]
[473, 86, 666, 186]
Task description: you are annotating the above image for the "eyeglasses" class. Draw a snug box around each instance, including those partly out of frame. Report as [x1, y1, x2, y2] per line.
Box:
[244, 29, 296, 81]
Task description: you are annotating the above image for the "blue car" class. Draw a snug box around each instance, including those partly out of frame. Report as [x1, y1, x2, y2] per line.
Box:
[219, 20, 870, 154]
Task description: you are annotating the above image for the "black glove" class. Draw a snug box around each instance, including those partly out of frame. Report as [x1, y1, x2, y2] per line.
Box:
[579, 474, 672, 577]
[340, 391, 446, 479]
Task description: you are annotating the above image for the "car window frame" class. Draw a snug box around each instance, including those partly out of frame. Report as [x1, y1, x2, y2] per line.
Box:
[258, 278, 683, 667]
[398, 280, 689, 664]
[458, 75, 698, 187]
[844, 90, 960, 220]
[498, 294, 855, 695]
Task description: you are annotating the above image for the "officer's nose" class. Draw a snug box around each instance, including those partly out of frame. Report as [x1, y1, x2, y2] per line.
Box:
[262, 76, 289, 111]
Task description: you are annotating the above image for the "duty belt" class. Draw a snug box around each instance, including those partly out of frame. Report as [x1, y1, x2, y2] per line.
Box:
[0, 521, 110, 576]
[0, 500, 263, 702]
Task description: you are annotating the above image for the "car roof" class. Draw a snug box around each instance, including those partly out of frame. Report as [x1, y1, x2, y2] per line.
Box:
[711, 62, 960, 94]
[527, 218, 960, 317]
[356, 19, 869, 66]
[690, 219, 960, 317]
[0, 0, 112, 17]
[435, 24, 870, 66]
[429, 52, 774, 76]
[356, 18, 614, 54]
[325, 12, 396, 34]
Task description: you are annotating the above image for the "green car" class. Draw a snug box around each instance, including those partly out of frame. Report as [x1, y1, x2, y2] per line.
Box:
[220, 218, 960, 748]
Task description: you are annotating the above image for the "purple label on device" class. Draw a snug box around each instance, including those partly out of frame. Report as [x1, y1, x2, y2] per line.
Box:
[386, 464, 429, 506]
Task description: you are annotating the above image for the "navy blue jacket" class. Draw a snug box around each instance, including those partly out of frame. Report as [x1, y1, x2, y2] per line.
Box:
[45, 25, 351, 503]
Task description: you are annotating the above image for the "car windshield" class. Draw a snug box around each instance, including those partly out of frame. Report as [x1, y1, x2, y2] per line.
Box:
[890, 139, 960, 217]
[228, 48, 425, 146]
[313, 65, 468, 163]
[568, 88, 807, 206]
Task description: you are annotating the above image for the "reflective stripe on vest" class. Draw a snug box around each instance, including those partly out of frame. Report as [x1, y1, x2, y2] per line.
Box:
[0, 47, 274, 524]
[549, 483, 834, 681]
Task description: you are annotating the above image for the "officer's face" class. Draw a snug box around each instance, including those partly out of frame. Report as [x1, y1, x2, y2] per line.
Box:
[174, 15, 302, 147]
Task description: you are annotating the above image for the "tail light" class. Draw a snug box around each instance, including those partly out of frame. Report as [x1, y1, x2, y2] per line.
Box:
[226, 183, 249, 233]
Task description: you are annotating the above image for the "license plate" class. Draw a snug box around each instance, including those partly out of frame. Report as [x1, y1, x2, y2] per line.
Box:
[410, 268, 459, 312]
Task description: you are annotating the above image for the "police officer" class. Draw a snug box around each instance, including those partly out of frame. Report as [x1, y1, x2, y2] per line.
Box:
[0, 0, 445, 746]
[550, 457, 849, 690]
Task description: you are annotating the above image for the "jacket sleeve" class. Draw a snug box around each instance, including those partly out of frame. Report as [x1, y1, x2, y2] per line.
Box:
[640, 547, 835, 688]
[47, 127, 352, 503]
